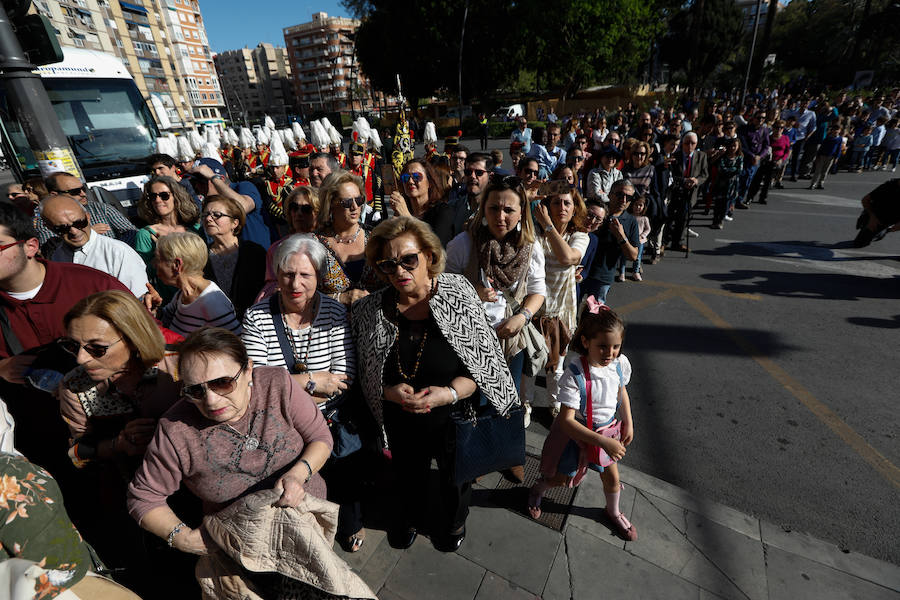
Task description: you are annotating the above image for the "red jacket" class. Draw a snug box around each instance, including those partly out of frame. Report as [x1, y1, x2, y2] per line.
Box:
[0, 260, 130, 358]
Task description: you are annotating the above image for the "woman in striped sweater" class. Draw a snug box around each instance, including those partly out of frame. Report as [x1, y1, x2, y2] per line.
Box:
[240, 234, 363, 552]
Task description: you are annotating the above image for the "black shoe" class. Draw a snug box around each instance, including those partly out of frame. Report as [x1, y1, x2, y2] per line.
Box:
[758, 198, 767, 204]
[735, 202, 750, 210]
[853, 228, 876, 248]
[388, 527, 417, 550]
[856, 211, 868, 230]
[435, 527, 466, 553]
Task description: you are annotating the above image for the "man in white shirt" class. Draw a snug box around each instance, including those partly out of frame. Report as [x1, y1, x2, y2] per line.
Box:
[41, 195, 149, 298]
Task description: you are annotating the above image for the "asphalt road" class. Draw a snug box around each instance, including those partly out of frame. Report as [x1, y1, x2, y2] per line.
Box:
[3, 144, 898, 564]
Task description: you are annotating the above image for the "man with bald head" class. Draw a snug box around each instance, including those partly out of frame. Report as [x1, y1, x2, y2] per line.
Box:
[41, 195, 148, 298]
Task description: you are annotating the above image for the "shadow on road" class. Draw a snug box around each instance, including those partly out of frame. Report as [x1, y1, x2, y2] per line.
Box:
[625, 321, 800, 356]
[846, 314, 900, 329]
[695, 239, 900, 263]
[700, 269, 900, 301]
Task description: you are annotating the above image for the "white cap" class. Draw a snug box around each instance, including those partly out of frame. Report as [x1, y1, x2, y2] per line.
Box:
[189, 129, 204, 153]
[255, 127, 270, 146]
[369, 129, 383, 151]
[327, 123, 342, 147]
[268, 128, 289, 167]
[352, 117, 371, 143]
[205, 127, 220, 148]
[264, 115, 276, 130]
[281, 129, 297, 151]
[177, 136, 195, 162]
[423, 122, 437, 145]
[201, 142, 220, 160]
[156, 136, 176, 157]
[226, 129, 239, 146]
[239, 128, 255, 149]
[310, 120, 329, 150]
[292, 122, 306, 143]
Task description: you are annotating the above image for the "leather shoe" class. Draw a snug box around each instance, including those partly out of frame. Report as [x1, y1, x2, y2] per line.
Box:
[504, 465, 525, 484]
[388, 527, 417, 550]
[436, 527, 466, 552]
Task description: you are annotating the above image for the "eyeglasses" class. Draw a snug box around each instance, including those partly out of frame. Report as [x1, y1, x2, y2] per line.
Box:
[613, 192, 634, 201]
[375, 252, 420, 275]
[289, 203, 314, 215]
[181, 364, 246, 401]
[46, 217, 89, 236]
[58, 186, 85, 196]
[0, 240, 26, 252]
[585, 213, 605, 223]
[464, 168, 487, 178]
[400, 172, 424, 184]
[201, 210, 233, 221]
[339, 196, 365, 209]
[60, 337, 122, 359]
[148, 191, 171, 201]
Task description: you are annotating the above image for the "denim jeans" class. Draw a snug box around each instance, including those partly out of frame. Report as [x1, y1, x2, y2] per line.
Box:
[580, 279, 612, 304]
[632, 242, 644, 273]
[738, 163, 759, 203]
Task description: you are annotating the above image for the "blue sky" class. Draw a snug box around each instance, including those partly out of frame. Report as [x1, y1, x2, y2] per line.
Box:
[203, 1, 351, 53]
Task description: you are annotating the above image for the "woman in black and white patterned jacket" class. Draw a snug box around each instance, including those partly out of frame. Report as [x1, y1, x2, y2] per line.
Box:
[351, 216, 518, 554]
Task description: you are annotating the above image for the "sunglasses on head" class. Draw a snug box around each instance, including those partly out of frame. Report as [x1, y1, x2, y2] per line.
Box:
[46, 217, 89, 236]
[59, 186, 85, 196]
[375, 252, 420, 275]
[464, 168, 487, 178]
[60, 336, 122, 359]
[339, 196, 365, 209]
[181, 364, 245, 401]
[148, 191, 171, 201]
[289, 203, 314, 214]
[400, 172, 424, 184]
[201, 210, 232, 221]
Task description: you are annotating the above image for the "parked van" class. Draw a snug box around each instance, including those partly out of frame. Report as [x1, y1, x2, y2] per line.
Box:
[492, 104, 525, 121]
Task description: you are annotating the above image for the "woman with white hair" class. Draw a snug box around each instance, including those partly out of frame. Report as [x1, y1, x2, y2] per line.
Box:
[240, 234, 365, 552]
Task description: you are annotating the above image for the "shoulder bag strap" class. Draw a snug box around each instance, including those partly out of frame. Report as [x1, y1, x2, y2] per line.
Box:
[0, 304, 24, 357]
[580, 356, 593, 429]
[269, 295, 296, 373]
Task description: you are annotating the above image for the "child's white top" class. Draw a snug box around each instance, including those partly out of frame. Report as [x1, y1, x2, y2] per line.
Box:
[558, 354, 632, 425]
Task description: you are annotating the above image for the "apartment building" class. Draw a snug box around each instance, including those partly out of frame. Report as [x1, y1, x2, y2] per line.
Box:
[283, 11, 377, 115]
[34, 0, 224, 131]
[214, 43, 295, 126]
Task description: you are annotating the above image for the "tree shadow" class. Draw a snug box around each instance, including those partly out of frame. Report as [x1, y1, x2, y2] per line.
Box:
[695, 239, 900, 263]
[846, 314, 900, 329]
[625, 322, 800, 357]
[701, 269, 900, 301]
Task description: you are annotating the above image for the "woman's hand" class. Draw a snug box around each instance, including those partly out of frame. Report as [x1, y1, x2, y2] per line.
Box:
[143, 283, 162, 314]
[597, 435, 627, 461]
[534, 203, 553, 230]
[310, 372, 349, 397]
[341, 288, 369, 305]
[620, 418, 634, 446]
[389, 191, 410, 217]
[475, 281, 498, 303]
[495, 313, 527, 340]
[399, 387, 439, 414]
[384, 383, 415, 407]
[116, 418, 157, 456]
[0, 354, 36, 385]
[173, 526, 213, 555]
[273, 474, 306, 508]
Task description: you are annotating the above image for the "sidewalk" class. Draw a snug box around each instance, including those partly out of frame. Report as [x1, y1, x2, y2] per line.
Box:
[335, 429, 900, 600]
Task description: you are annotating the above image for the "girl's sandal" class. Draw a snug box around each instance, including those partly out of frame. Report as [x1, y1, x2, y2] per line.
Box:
[527, 487, 543, 520]
[345, 528, 365, 553]
[609, 512, 638, 541]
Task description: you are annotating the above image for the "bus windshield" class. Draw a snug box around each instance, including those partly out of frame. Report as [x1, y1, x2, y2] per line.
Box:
[1, 77, 159, 179]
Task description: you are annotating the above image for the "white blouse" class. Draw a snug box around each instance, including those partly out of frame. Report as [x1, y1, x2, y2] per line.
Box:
[558, 355, 631, 425]
[445, 231, 546, 328]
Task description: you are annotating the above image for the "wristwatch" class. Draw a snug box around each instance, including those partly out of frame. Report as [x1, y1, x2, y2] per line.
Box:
[304, 374, 316, 395]
[210, 174, 225, 182]
[618, 238, 629, 245]
[543, 223, 554, 233]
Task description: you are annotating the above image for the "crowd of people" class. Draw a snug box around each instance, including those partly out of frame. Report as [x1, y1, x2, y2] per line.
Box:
[0, 86, 898, 599]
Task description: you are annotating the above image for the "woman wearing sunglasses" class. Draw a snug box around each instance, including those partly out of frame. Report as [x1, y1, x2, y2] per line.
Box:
[127, 327, 332, 557]
[352, 216, 518, 552]
[388, 159, 454, 246]
[200, 195, 265, 321]
[315, 171, 381, 307]
[57, 290, 180, 579]
[135, 176, 202, 304]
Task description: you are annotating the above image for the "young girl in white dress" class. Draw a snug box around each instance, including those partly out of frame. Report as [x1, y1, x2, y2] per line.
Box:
[528, 297, 637, 541]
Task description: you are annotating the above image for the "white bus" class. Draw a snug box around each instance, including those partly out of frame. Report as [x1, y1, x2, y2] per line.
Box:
[0, 48, 160, 208]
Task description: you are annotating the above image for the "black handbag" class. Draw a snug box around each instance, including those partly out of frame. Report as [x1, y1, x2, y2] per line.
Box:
[270, 295, 362, 458]
[451, 398, 526, 486]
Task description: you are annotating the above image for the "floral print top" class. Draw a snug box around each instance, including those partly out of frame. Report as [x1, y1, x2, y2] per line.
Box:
[0, 454, 93, 598]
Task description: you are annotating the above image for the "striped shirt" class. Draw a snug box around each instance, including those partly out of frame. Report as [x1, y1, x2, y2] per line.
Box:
[241, 293, 355, 382]
[160, 281, 242, 336]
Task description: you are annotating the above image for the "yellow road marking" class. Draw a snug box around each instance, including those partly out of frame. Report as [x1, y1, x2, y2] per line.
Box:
[640, 280, 762, 301]
[679, 291, 900, 490]
[613, 288, 682, 316]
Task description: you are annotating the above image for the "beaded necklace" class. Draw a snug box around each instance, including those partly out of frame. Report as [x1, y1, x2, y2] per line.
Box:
[395, 278, 436, 383]
[280, 294, 318, 373]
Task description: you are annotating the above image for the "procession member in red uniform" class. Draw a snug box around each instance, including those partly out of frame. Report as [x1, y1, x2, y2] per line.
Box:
[348, 134, 374, 204]
[263, 131, 293, 235]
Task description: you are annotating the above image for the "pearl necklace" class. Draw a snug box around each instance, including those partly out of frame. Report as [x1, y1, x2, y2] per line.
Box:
[334, 226, 362, 245]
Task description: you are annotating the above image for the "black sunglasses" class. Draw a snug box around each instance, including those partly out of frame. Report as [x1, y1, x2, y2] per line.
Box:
[148, 191, 171, 201]
[339, 196, 365, 209]
[376, 252, 420, 275]
[58, 186, 85, 196]
[60, 336, 122, 359]
[46, 217, 89, 236]
[181, 364, 245, 401]
[464, 168, 487, 178]
[289, 203, 314, 215]
[201, 210, 233, 220]
[521, 168, 539, 176]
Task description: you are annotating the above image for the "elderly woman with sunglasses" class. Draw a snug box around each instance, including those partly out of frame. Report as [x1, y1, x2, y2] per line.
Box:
[388, 159, 455, 245]
[127, 327, 332, 556]
[57, 290, 180, 574]
[135, 176, 202, 304]
[199, 194, 266, 321]
[315, 171, 381, 307]
[352, 216, 518, 552]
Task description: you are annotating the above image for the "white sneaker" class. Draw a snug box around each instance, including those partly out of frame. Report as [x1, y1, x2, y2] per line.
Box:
[687, 229, 700, 238]
[724, 215, 734, 222]
[523, 403, 532, 428]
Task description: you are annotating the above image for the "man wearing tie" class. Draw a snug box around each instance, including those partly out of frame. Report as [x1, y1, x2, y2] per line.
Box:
[667, 132, 709, 252]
